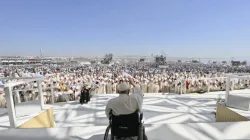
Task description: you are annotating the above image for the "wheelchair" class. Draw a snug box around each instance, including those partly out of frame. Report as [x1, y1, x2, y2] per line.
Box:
[80, 93, 90, 104]
[104, 110, 144, 140]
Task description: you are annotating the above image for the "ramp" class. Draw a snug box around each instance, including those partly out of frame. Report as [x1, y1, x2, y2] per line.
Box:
[216, 104, 249, 122]
[18, 108, 55, 128]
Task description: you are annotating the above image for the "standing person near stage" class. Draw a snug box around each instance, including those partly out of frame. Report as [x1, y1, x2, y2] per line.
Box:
[80, 84, 90, 104]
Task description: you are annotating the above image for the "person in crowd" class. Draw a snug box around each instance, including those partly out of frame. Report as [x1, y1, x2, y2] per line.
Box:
[1, 60, 250, 107]
[0, 83, 6, 108]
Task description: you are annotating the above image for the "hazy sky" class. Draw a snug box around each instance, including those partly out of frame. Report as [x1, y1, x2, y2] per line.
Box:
[0, 0, 250, 59]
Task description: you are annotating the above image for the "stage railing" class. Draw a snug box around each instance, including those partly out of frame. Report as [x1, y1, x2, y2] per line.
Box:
[0, 77, 45, 128]
[225, 73, 250, 111]
[171, 76, 250, 94]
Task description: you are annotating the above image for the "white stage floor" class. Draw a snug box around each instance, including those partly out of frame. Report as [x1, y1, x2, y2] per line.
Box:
[0, 91, 250, 139]
[51, 94, 217, 128]
[0, 122, 250, 140]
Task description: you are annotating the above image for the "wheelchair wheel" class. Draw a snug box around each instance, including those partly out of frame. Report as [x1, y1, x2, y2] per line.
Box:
[104, 125, 114, 140]
[137, 124, 144, 140]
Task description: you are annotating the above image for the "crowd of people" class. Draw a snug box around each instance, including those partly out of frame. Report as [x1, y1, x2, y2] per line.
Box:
[0, 61, 250, 107]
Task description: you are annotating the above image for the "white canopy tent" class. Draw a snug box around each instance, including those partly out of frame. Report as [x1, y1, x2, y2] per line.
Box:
[0, 77, 46, 128]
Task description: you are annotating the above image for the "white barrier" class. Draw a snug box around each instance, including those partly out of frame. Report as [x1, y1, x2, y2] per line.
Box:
[226, 74, 250, 111]
[181, 77, 226, 94]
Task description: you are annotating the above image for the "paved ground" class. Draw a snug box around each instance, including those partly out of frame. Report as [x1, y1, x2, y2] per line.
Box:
[0, 91, 244, 129]
[0, 91, 250, 139]
[52, 93, 217, 128]
[0, 121, 250, 140]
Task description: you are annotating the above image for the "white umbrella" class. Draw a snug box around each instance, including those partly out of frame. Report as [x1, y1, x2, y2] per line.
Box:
[0, 81, 4, 88]
[35, 73, 44, 78]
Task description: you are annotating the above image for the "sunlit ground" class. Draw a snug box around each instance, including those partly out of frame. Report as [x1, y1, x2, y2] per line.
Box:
[0, 91, 249, 139]
[52, 93, 218, 128]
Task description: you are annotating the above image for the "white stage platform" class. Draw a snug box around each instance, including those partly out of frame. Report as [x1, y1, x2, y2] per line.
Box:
[0, 105, 51, 131]
[52, 94, 217, 128]
[0, 92, 250, 139]
[0, 122, 250, 140]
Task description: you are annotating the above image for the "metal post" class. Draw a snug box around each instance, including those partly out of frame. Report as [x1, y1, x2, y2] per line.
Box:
[225, 75, 230, 105]
[31, 90, 35, 101]
[5, 87, 17, 128]
[182, 80, 186, 94]
[231, 80, 234, 90]
[207, 82, 210, 93]
[180, 80, 183, 95]
[38, 80, 44, 110]
[15, 91, 21, 103]
[174, 81, 177, 93]
[51, 84, 54, 104]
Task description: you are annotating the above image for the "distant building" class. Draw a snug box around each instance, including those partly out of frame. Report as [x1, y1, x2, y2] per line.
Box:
[231, 60, 247, 66]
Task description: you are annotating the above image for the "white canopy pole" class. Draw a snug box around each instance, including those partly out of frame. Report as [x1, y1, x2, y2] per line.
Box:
[225, 75, 230, 104]
[1, 77, 45, 128]
[4, 87, 17, 128]
[38, 80, 44, 110]
[14, 91, 21, 104]
[51, 83, 55, 104]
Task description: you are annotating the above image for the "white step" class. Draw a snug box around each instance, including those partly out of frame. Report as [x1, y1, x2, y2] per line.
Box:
[0, 121, 250, 140]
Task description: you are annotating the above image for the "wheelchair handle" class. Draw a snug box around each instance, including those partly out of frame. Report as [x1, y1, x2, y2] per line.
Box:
[140, 113, 143, 121]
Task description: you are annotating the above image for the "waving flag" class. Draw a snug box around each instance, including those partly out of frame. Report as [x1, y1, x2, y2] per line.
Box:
[0, 81, 4, 88]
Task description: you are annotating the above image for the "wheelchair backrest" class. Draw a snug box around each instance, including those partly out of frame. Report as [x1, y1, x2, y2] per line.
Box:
[110, 111, 141, 137]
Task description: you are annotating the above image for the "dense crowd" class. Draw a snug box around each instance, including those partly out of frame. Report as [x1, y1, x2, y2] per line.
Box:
[0, 62, 250, 107]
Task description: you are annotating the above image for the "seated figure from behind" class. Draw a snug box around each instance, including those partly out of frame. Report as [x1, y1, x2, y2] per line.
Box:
[105, 77, 148, 140]
[80, 84, 90, 104]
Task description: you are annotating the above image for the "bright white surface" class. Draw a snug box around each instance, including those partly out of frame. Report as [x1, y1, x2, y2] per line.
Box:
[0, 93, 216, 130]
[226, 73, 250, 110]
[50, 93, 218, 128]
[0, 121, 250, 140]
[15, 100, 41, 117]
[0, 92, 250, 139]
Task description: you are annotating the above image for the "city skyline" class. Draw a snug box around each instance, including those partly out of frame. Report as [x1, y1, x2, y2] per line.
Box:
[0, 52, 248, 62]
